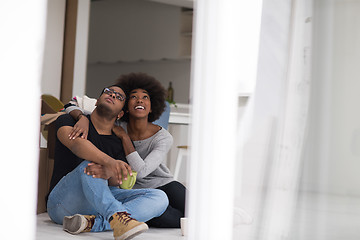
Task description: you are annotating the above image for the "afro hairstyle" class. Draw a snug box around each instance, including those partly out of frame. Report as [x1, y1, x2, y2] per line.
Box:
[115, 72, 167, 122]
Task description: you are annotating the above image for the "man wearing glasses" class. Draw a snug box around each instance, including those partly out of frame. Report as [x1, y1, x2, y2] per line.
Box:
[46, 85, 168, 240]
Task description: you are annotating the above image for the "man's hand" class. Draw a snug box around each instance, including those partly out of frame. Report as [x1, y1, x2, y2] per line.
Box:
[58, 124, 130, 184]
[69, 115, 89, 139]
[84, 162, 112, 179]
[87, 160, 133, 184]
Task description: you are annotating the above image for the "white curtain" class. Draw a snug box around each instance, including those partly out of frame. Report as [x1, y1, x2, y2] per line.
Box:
[235, 0, 360, 239]
[233, 0, 313, 239]
[0, 1, 47, 239]
[187, 0, 262, 239]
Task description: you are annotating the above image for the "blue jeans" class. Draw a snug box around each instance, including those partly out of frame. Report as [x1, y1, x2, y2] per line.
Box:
[47, 161, 168, 232]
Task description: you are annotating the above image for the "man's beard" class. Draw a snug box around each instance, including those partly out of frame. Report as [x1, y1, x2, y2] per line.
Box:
[96, 102, 118, 121]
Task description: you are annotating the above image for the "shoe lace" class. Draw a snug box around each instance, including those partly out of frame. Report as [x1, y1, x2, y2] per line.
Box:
[115, 212, 134, 226]
[84, 215, 95, 231]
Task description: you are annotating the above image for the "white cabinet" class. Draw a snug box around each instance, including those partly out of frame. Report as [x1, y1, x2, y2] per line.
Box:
[167, 104, 190, 186]
[167, 123, 189, 186]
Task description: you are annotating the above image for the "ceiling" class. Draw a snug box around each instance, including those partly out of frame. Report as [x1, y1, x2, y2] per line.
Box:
[92, 0, 193, 9]
[145, 0, 193, 8]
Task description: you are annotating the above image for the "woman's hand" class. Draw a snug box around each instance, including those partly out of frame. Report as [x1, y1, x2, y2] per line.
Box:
[112, 125, 127, 139]
[113, 124, 136, 156]
[69, 115, 89, 139]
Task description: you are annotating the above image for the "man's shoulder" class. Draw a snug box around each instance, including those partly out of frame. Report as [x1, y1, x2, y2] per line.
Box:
[55, 113, 76, 128]
[56, 113, 74, 122]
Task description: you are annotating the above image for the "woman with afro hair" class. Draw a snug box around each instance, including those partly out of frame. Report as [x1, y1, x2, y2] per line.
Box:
[65, 72, 186, 228]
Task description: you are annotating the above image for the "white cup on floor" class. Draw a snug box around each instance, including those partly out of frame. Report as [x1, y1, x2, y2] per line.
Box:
[180, 217, 188, 236]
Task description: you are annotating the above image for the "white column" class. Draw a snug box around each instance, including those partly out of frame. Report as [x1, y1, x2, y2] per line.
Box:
[72, 0, 91, 97]
[41, 0, 66, 98]
[0, 0, 47, 239]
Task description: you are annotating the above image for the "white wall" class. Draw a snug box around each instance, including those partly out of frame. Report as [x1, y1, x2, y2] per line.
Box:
[41, 0, 66, 98]
[86, 60, 191, 102]
[87, 0, 181, 62]
[85, 0, 191, 103]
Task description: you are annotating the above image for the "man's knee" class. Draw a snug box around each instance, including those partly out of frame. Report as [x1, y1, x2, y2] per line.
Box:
[74, 160, 90, 174]
[153, 189, 169, 212]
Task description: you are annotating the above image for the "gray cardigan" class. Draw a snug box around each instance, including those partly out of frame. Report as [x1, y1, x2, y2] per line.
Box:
[119, 122, 174, 189]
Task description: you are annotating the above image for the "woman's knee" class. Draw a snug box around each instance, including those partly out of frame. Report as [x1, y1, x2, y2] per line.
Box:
[160, 181, 185, 193]
[169, 181, 186, 191]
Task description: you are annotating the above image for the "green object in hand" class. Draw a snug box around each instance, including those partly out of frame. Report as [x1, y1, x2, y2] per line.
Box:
[119, 171, 137, 189]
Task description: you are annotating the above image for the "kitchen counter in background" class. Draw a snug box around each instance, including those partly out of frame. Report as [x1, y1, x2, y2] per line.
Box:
[169, 103, 190, 125]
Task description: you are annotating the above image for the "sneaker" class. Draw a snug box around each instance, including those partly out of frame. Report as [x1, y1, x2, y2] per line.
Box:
[63, 214, 95, 234]
[109, 212, 148, 240]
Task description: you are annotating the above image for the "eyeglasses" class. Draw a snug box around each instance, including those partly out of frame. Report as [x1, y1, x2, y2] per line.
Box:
[103, 88, 125, 101]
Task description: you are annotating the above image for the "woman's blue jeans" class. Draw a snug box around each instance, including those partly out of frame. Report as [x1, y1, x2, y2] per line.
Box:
[47, 160, 168, 232]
